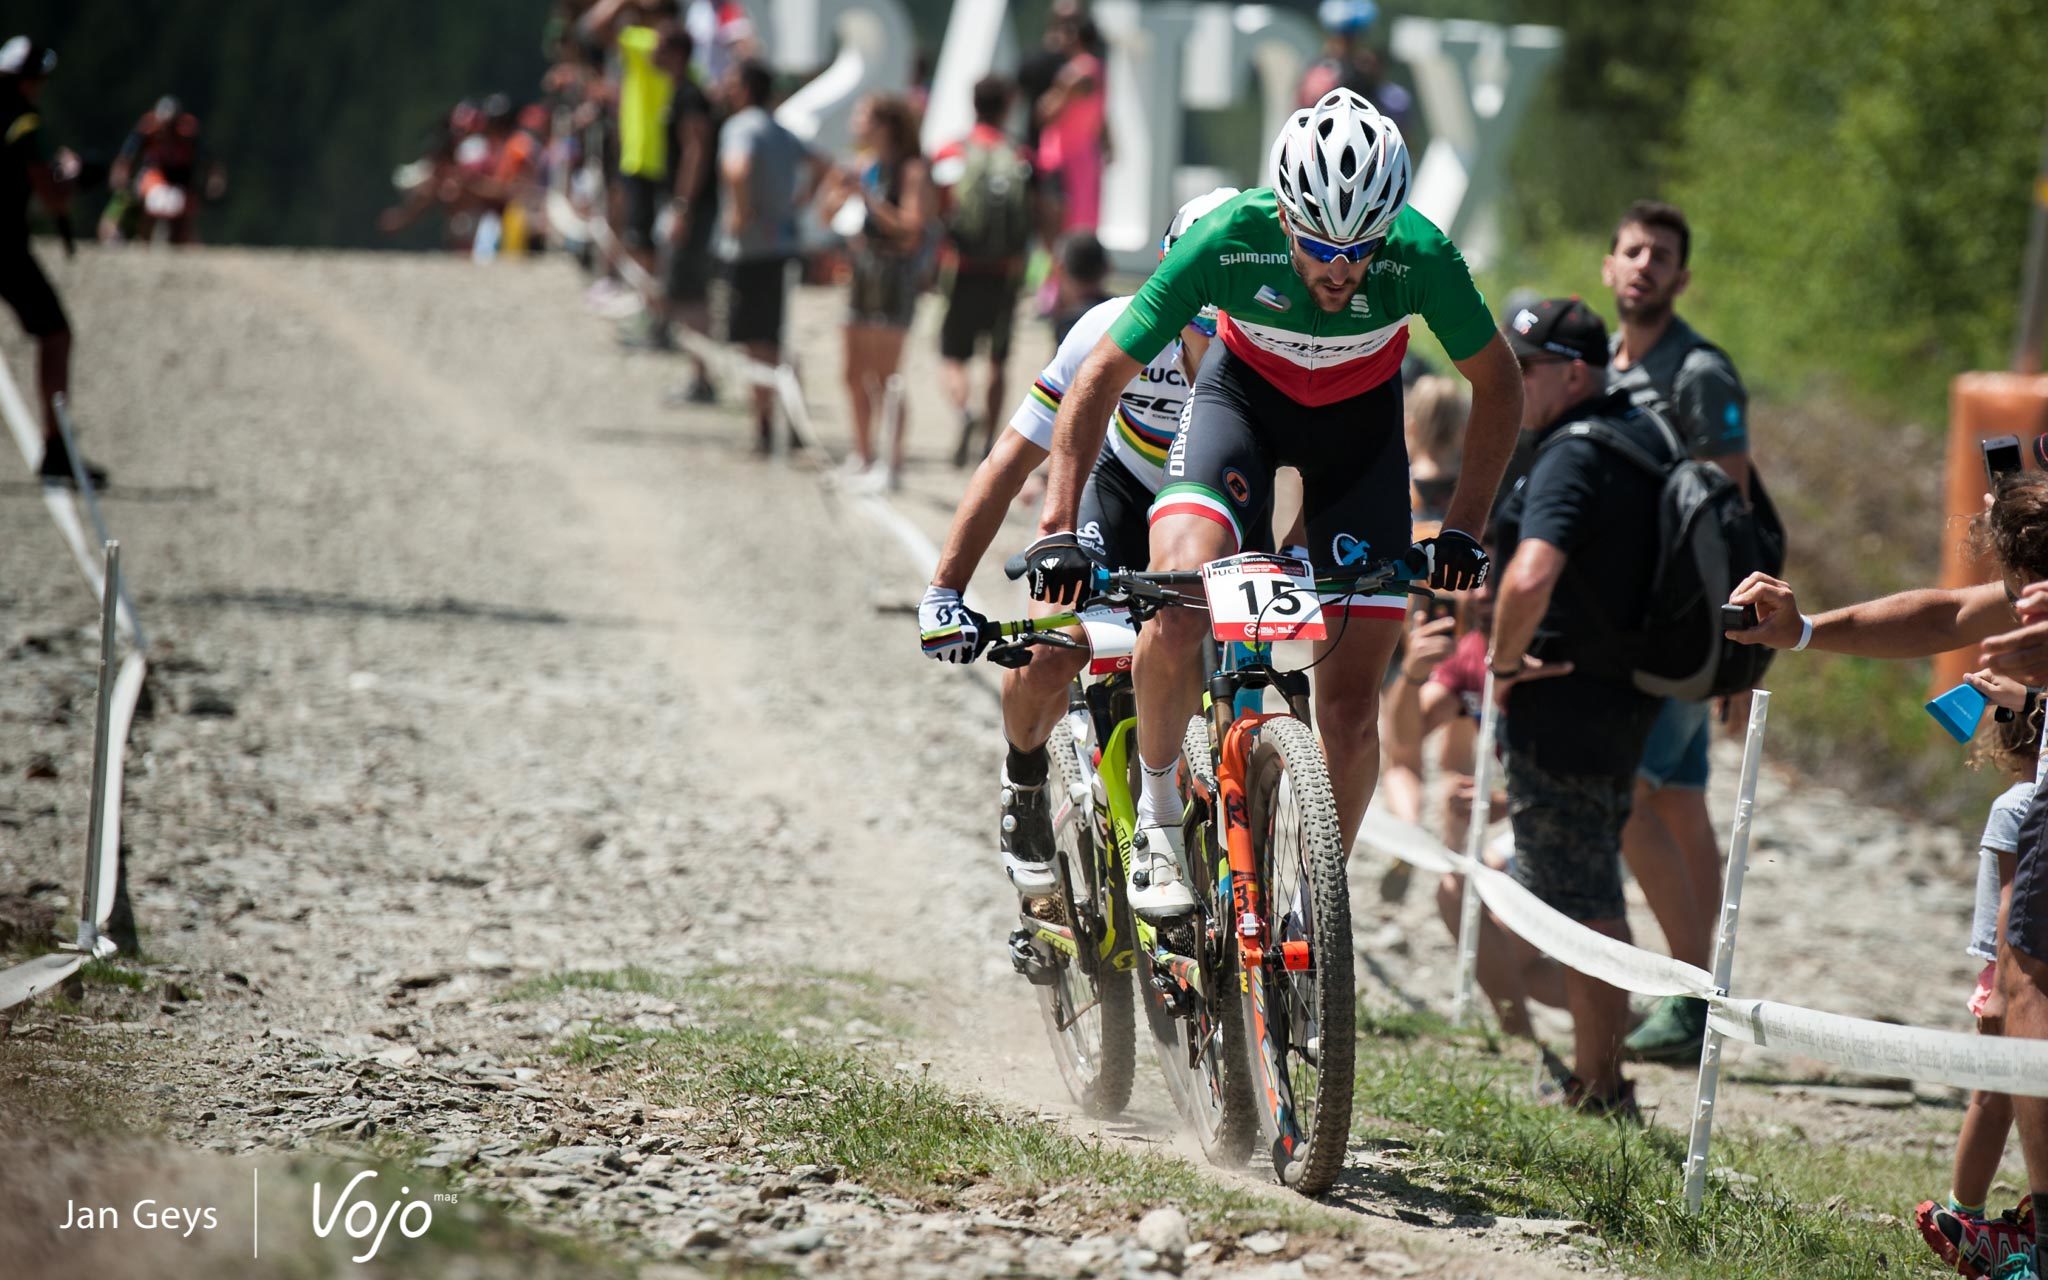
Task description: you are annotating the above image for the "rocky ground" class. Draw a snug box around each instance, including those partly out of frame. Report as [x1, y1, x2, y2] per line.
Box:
[0, 245, 1998, 1279]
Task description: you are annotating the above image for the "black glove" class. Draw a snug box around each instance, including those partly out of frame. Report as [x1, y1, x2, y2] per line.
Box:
[1416, 528, 1488, 591]
[1021, 531, 1096, 605]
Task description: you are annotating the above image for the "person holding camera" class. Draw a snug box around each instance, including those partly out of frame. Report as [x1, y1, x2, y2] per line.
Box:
[1480, 297, 1676, 1117]
[1729, 474, 2048, 1279]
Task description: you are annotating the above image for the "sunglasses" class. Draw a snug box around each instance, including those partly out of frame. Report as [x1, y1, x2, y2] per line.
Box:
[1515, 353, 1575, 374]
[1189, 310, 1219, 338]
[1287, 221, 1384, 265]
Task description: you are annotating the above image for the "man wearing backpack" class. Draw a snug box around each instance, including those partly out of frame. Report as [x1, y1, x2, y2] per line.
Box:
[1603, 200, 1756, 1063]
[932, 76, 1035, 467]
[1485, 297, 1672, 1118]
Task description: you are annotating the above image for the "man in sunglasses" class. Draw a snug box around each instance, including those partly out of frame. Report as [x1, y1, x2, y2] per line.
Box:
[1021, 88, 1522, 919]
[1483, 297, 1672, 1115]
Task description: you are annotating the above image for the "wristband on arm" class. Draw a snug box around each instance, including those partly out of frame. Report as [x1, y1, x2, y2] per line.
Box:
[1792, 614, 1814, 652]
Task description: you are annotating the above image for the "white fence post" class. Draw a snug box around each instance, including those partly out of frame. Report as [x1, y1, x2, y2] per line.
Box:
[78, 540, 122, 957]
[1683, 688, 1771, 1213]
[52, 393, 146, 651]
[1452, 672, 1499, 1025]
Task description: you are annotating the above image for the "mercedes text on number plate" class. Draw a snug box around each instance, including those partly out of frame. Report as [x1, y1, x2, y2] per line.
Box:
[1200, 553, 1326, 642]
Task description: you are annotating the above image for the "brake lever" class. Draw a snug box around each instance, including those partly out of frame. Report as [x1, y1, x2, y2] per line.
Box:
[986, 645, 1034, 669]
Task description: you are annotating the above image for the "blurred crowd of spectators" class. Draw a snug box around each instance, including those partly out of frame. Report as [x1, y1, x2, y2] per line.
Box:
[381, 0, 1124, 480]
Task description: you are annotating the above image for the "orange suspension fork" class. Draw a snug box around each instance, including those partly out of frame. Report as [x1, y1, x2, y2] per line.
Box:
[1219, 712, 1267, 969]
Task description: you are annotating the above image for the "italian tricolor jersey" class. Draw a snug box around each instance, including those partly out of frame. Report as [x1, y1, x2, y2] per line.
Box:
[1009, 296, 1188, 492]
[1107, 189, 1496, 408]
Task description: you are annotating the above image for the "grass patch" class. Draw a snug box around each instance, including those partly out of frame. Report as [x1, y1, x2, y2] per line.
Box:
[563, 1019, 1326, 1234]
[1351, 1021, 1950, 1279]
[501, 965, 679, 1002]
[78, 958, 150, 991]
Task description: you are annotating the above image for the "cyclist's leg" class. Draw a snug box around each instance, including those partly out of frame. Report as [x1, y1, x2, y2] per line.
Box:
[997, 454, 1153, 895]
[1286, 374, 1413, 851]
[999, 451, 1153, 752]
[1135, 346, 1274, 827]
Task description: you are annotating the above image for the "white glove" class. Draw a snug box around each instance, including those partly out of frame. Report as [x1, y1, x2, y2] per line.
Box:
[918, 585, 988, 664]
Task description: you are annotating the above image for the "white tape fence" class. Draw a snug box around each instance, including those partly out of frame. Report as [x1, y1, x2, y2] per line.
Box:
[1359, 687, 2048, 1209]
[0, 360, 147, 1009]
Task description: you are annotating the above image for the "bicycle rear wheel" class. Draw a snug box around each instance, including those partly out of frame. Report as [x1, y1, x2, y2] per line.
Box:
[1036, 719, 1135, 1117]
[1135, 714, 1256, 1166]
[1242, 715, 1355, 1194]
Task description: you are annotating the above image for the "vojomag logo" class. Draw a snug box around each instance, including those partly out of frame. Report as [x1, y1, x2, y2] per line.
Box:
[312, 1170, 434, 1263]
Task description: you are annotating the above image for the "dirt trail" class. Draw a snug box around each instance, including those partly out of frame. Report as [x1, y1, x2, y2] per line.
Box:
[0, 246, 1988, 1277]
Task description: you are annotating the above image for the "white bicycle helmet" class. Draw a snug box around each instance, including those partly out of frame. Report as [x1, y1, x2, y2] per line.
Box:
[1161, 187, 1239, 333]
[1160, 185, 1240, 257]
[1269, 88, 1410, 246]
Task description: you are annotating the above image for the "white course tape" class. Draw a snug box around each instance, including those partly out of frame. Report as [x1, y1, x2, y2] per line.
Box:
[0, 347, 41, 465]
[1709, 997, 2048, 1098]
[1360, 808, 1713, 999]
[1468, 860, 1715, 999]
[0, 953, 86, 1012]
[1358, 808, 1459, 876]
[0, 355, 149, 999]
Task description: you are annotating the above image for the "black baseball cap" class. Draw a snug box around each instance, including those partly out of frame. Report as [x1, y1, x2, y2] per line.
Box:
[1503, 296, 1608, 366]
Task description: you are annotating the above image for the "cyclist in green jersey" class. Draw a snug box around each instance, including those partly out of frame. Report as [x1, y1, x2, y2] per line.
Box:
[1019, 89, 1523, 918]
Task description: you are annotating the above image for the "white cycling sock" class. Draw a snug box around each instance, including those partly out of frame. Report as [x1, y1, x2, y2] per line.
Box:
[1134, 757, 1181, 831]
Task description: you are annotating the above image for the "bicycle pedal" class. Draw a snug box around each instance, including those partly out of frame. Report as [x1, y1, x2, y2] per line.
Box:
[1008, 929, 1060, 987]
[1149, 973, 1193, 1015]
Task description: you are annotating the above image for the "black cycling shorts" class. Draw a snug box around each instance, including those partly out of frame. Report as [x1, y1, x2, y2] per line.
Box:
[1153, 342, 1411, 619]
[1075, 451, 1152, 572]
[0, 246, 67, 338]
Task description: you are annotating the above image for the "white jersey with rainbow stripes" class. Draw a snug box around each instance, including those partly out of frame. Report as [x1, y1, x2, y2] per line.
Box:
[1008, 296, 1186, 492]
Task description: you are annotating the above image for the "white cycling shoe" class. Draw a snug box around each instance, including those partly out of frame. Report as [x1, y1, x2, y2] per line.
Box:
[1129, 825, 1196, 919]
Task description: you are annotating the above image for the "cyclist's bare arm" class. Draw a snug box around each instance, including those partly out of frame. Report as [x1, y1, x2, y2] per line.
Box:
[1728, 574, 2013, 657]
[1038, 337, 1142, 535]
[931, 430, 1051, 592]
[1442, 332, 1522, 539]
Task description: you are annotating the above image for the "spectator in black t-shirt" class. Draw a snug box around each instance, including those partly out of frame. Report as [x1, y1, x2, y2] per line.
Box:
[1484, 297, 1670, 1119]
[655, 27, 720, 400]
[0, 36, 99, 486]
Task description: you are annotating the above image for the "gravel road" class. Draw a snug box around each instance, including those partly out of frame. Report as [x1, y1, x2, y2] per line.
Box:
[0, 245, 1995, 1277]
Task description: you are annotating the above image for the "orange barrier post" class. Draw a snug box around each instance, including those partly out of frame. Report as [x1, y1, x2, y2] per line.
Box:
[1934, 372, 2048, 693]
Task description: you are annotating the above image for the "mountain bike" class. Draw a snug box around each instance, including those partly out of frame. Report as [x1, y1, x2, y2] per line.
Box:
[993, 548, 1428, 1192]
[1108, 549, 1428, 1194]
[984, 579, 1255, 1153]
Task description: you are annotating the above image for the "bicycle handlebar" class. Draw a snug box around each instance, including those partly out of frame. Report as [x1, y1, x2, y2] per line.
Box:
[1003, 544, 1433, 602]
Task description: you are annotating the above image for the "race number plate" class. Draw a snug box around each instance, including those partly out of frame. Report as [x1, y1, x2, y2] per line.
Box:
[1200, 553, 1326, 642]
[1077, 607, 1137, 676]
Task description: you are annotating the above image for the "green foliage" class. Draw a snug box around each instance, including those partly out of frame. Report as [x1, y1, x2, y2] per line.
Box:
[1670, 0, 2048, 413]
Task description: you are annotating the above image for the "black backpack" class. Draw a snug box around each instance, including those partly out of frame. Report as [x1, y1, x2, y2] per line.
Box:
[1540, 407, 1785, 701]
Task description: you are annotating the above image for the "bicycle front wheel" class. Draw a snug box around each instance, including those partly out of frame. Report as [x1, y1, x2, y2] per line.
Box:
[1242, 715, 1355, 1194]
[1036, 718, 1135, 1117]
